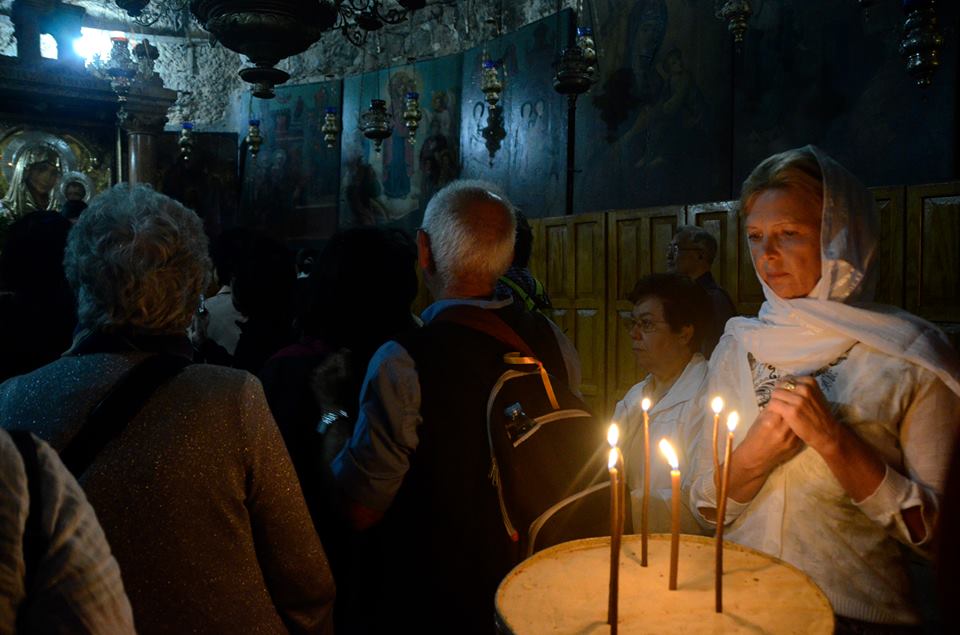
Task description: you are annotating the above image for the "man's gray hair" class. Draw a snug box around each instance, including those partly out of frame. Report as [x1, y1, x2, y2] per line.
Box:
[675, 225, 718, 264]
[421, 179, 516, 292]
[64, 184, 212, 335]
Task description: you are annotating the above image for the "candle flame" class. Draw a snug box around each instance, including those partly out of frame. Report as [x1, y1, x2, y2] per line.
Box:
[726, 411, 740, 432]
[607, 423, 620, 447]
[658, 438, 679, 470]
[608, 447, 618, 470]
[711, 396, 724, 414]
[641, 397, 652, 412]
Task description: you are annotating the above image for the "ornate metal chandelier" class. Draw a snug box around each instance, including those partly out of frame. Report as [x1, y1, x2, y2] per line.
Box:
[187, 1, 432, 98]
[115, 0, 193, 28]
[337, 0, 426, 47]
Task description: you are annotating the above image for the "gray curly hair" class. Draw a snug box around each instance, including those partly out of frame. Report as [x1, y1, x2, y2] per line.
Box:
[64, 184, 211, 335]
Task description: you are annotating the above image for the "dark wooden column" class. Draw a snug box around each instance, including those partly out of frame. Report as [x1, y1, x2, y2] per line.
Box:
[119, 83, 177, 187]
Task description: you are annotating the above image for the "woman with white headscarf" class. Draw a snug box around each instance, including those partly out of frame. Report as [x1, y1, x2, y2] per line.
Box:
[690, 146, 960, 632]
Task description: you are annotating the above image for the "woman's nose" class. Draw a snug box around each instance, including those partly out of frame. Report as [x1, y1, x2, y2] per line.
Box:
[760, 235, 779, 258]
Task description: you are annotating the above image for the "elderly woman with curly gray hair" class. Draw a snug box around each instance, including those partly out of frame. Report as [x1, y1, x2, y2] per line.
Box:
[0, 184, 335, 635]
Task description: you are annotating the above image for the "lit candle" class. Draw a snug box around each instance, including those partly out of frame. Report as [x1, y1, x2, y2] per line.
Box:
[658, 438, 680, 590]
[607, 447, 622, 633]
[711, 396, 724, 488]
[640, 397, 651, 567]
[715, 411, 739, 613]
[607, 423, 625, 532]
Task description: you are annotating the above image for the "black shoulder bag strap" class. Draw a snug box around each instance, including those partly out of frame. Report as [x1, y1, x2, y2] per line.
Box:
[60, 354, 192, 477]
[430, 306, 561, 410]
[8, 430, 44, 614]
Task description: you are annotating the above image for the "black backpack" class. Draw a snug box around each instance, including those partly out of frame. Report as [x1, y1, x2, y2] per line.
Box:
[433, 307, 622, 559]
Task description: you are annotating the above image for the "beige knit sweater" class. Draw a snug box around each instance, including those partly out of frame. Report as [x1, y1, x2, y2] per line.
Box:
[0, 353, 335, 635]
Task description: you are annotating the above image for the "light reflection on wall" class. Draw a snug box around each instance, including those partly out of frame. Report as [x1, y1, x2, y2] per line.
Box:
[40, 33, 58, 59]
[73, 27, 126, 66]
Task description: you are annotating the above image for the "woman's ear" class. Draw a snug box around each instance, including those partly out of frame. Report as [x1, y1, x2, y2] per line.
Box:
[678, 323, 694, 348]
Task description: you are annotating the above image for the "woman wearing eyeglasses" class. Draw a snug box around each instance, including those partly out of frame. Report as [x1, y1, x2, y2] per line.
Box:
[613, 272, 713, 534]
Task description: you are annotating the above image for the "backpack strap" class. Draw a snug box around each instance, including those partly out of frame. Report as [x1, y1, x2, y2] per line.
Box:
[60, 354, 192, 477]
[431, 306, 560, 410]
[8, 430, 44, 604]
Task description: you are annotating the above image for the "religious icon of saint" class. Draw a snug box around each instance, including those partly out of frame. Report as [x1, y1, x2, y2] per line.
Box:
[1, 143, 63, 219]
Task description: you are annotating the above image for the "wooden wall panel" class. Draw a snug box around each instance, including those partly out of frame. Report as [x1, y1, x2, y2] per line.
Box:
[605, 207, 684, 408]
[538, 213, 608, 415]
[870, 186, 906, 308]
[906, 182, 960, 322]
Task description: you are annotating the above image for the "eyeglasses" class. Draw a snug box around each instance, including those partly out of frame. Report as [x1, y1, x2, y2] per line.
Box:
[666, 243, 702, 256]
[621, 315, 670, 333]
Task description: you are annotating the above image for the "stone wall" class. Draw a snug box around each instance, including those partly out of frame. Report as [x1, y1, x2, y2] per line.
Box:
[1, 1, 575, 131]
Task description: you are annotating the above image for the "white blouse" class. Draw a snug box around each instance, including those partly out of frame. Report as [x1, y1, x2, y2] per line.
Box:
[614, 353, 709, 535]
[690, 341, 960, 624]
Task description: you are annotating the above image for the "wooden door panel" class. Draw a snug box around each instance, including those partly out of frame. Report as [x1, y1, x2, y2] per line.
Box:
[538, 213, 608, 414]
[906, 182, 960, 322]
[573, 219, 605, 302]
[870, 186, 906, 308]
[543, 222, 571, 302]
[574, 308, 604, 413]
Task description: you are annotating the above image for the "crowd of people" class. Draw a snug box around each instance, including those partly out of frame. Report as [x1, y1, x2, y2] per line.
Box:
[0, 146, 958, 634]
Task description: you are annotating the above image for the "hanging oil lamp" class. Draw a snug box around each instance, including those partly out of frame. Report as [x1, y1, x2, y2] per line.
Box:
[577, 26, 598, 82]
[900, 0, 943, 88]
[321, 106, 340, 149]
[715, 0, 752, 45]
[553, 46, 593, 96]
[481, 59, 503, 109]
[403, 91, 422, 144]
[246, 118, 263, 158]
[106, 36, 137, 102]
[359, 99, 393, 153]
[178, 122, 195, 161]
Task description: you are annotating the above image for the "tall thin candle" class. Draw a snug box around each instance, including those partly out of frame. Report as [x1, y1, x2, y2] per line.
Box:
[640, 397, 651, 567]
[658, 438, 680, 590]
[607, 448, 622, 633]
[715, 411, 739, 613]
[710, 396, 724, 488]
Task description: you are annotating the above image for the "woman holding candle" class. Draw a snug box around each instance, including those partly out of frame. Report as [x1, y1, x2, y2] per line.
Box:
[690, 146, 960, 632]
[614, 273, 713, 535]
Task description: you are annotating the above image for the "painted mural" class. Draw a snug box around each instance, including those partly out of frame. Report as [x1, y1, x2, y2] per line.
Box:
[239, 80, 342, 245]
[460, 11, 572, 219]
[733, 0, 958, 188]
[339, 54, 463, 234]
[574, 0, 732, 213]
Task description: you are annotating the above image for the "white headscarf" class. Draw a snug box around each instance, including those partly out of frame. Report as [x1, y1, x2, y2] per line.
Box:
[717, 145, 960, 427]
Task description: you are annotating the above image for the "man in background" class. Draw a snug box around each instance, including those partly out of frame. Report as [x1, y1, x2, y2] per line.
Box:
[667, 225, 736, 357]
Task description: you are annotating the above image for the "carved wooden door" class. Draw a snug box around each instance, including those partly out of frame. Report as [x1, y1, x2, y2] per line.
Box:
[532, 213, 608, 416]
